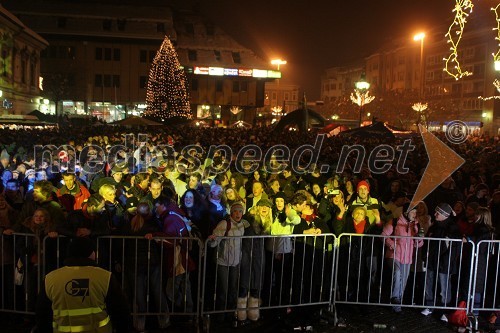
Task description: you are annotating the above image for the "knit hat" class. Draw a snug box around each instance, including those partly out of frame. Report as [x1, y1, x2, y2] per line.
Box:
[357, 180, 370, 192]
[68, 237, 96, 259]
[274, 191, 287, 202]
[257, 198, 273, 208]
[25, 169, 36, 178]
[230, 201, 245, 212]
[435, 203, 455, 218]
[0, 149, 9, 160]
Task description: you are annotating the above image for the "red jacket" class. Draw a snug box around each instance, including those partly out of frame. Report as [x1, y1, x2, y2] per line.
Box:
[56, 182, 91, 211]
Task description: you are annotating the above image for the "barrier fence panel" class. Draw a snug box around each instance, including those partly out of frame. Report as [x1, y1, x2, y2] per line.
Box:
[96, 235, 203, 326]
[470, 240, 500, 330]
[200, 234, 337, 331]
[1, 233, 41, 315]
[335, 233, 475, 315]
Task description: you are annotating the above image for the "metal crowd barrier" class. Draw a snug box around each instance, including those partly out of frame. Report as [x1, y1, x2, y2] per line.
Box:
[3, 232, 499, 332]
[96, 235, 204, 322]
[470, 240, 500, 330]
[335, 233, 475, 314]
[0, 232, 41, 315]
[200, 234, 337, 332]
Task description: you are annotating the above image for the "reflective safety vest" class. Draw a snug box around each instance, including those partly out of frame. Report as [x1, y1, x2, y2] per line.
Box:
[45, 266, 112, 333]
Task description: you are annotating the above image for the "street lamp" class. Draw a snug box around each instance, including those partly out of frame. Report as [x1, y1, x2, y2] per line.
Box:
[271, 59, 287, 114]
[414, 32, 425, 98]
[351, 73, 373, 127]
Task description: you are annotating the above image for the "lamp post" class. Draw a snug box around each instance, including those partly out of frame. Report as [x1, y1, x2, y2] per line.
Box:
[271, 59, 286, 114]
[353, 74, 371, 127]
[413, 32, 425, 99]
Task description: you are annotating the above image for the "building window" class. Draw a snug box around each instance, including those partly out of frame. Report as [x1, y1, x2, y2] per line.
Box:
[103, 74, 112, 87]
[214, 50, 221, 61]
[57, 17, 67, 28]
[240, 81, 248, 92]
[185, 23, 194, 34]
[104, 48, 112, 61]
[191, 78, 198, 91]
[95, 47, 102, 60]
[139, 76, 148, 89]
[284, 92, 290, 100]
[149, 50, 156, 63]
[140, 50, 147, 63]
[216, 80, 223, 92]
[232, 52, 241, 64]
[30, 62, 35, 86]
[232, 81, 240, 93]
[188, 50, 197, 61]
[103, 19, 112, 31]
[398, 56, 405, 65]
[113, 48, 121, 61]
[117, 19, 126, 31]
[473, 81, 483, 93]
[113, 75, 120, 88]
[95, 74, 102, 87]
[272, 92, 277, 100]
[157, 23, 165, 33]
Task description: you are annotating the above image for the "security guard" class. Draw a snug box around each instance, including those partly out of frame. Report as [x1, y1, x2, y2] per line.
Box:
[36, 237, 131, 333]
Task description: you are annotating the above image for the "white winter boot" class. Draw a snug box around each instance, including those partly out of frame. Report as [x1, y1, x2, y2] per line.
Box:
[237, 297, 248, 321]
[247, 296, 260, 321]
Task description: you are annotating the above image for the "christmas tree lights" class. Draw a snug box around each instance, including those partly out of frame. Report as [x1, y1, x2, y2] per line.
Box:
[145, 36, 192, 120]
[443, 0, 474, 80]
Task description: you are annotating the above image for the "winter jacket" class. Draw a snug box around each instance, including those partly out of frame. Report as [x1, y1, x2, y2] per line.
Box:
[381, 216, 423, 264]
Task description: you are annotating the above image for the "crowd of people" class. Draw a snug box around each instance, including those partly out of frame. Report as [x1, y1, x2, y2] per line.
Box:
[0, 124, 498, 332]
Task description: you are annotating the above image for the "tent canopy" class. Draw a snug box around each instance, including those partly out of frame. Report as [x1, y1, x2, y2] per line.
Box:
[339, 121, 396, 139]
[111, 116, 163, 126]
[273, 108, 327, 132]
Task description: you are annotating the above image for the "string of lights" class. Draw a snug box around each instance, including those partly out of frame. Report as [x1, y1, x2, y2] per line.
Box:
[478, 79, 500, 100]
[443, 0, 474, 80]
[350, 90, 375, 106]
[492, 4, 500, 64]
[145, 36, 192, 120]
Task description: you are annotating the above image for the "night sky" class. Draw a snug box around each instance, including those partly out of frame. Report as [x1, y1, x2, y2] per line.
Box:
[198, 0, 466, 100]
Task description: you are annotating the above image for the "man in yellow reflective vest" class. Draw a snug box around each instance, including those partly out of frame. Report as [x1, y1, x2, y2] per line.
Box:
[36, 237, 131, 333]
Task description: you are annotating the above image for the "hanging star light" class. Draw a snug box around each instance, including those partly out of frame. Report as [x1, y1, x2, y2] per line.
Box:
[145, 36, 192, 120]
[412, 102, 428, 112]
[443, 0, 474, 80]
[350, 90, 375, 106]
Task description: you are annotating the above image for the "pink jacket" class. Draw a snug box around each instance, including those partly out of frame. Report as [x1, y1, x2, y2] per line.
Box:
[381, 216, 423, 264]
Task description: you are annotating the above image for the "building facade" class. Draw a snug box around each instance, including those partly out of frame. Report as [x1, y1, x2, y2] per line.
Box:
[321, 17, 499, 134]
[0, 5, 47, 116]
[4, 0, 279, 124]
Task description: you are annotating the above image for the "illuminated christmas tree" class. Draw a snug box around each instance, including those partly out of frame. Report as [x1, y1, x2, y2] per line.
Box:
[145, 36, 192, 120]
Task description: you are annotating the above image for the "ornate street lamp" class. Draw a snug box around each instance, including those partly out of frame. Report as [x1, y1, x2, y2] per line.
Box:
[351, 73, 374, 127]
